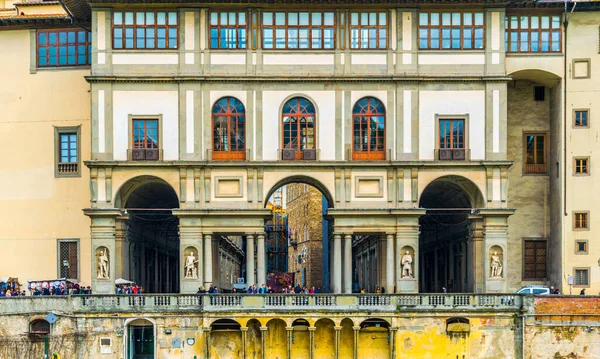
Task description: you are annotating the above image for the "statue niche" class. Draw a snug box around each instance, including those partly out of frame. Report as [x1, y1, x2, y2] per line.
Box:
[489, 246, 503, 279]
[96, 247, 110, 279]
[400, 247, 415, 279]
[184, 247, 199, 279]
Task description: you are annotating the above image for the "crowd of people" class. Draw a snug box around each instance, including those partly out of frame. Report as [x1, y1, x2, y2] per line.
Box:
[115, 285, 144, 294]
[0, 283, 92, 296]
[197, 284, 326, 294]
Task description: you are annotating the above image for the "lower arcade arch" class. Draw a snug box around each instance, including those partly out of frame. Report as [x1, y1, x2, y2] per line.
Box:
[209, 319, 243, 359]
[125, 318, 155, 359]
[358, 318, 390, 359]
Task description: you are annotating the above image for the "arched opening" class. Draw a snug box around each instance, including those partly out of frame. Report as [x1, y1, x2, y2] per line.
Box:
[314, 318, 335, 359]
[282, 97, 316, 160]
[116, 176, 179, 293]
[339, 319, 354, 358]
[266, 319, 286, 359]
[210, 319, 243, 358]
[264, 177, 333, 293]
[419, 176, 484, 293]
[358, 319, 390, 359]
[126, 319, 155, 359]
[291, 319, 310, 359]
[246, 319, 262, 359]
[352, 96, 386, 160]
[212, 96, 246, 160]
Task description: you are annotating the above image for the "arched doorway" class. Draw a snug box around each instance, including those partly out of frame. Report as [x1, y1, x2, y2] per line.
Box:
[358, 319, 390, 359]
[265, 319, 286, 359]
[125, 318, 155, 359]
[264, 176, 334, 293]
[419, 176, 484, 293]
[115, 176, 179, 293]
[210, 319, 242, 359]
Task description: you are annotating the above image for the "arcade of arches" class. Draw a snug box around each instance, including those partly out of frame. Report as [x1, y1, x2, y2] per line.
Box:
[85, 175, 513, 294]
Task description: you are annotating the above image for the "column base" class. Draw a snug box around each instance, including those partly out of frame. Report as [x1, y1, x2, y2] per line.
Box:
[398, 279, 418, 293]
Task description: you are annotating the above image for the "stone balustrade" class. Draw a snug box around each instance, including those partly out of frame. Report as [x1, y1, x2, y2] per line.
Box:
[0, 293, 522, 315]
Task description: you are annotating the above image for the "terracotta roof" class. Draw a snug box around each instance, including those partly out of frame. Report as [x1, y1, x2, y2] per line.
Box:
[14, 1, 61, 5]
[0, 13, 68, 19]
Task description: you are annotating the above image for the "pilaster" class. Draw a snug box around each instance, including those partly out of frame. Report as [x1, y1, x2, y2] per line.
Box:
[84, 208, 122, 294]
[393, 209, 424, 293]
[481, 209, 515, 293]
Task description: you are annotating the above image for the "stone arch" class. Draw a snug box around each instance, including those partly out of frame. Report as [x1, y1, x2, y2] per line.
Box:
[419, 175, 485, 209]
[315, 318, 335, 359]
[210, 319, 243, 359]
[508, 69, 562, 87]
[358, 318, 390, 359]
[339, 318, 354, 359]
[266, 318, 287, 359]
[124, 318, 156, 359]
[264, 175, 335, 208]
[114, 175, 179, 209]
[290, 318, 310, 359]
[246, 319, 262, 359]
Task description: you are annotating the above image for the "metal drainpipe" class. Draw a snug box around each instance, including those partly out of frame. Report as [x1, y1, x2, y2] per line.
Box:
[563, 0, 569, 218]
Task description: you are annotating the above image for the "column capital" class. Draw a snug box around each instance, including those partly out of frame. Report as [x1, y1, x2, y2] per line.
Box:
[260, 326, 268, 331]
[202, 327, 212, 332]
[308, 326, 316, 332]
[334, 326, 343, 331]
[286, 326, 294, 332]
[83, 208, 124, 218]
[352, 326, 361, 331]
[240, 327, 249, 332]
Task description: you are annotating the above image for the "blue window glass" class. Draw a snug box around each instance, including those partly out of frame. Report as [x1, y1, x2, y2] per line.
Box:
[113, 11, 178, 50]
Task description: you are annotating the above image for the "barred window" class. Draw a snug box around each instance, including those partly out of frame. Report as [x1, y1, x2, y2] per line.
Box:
[210, 12, 247, 49]
[574, 157, 589, 175]
[59, 240, 79, 280]
[349, 12, 387, 49]
[574, 212, 589, 230]
[37, 30, 91, 67]
[523, 240, 546, 280]
[113, 11, 178, 49]
[419, 12, 484, 50]
[505, 15, 561, 53]
[262, 12, 335, 50]
[575, 268, 589, 286]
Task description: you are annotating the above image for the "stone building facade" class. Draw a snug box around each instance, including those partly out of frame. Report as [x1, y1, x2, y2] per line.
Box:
[286, 183, 324, 289]
[1, 0, 600, 297]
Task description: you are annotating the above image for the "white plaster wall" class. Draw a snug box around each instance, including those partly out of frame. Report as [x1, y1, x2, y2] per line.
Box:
[263, 54, 334, 65]
[351, 54, 387, 65]
[418, 54, 485, 65]
[113, 91, 179, 160]
[210, 54, 246, 65]
[418, 91, 486, 160]
[262, 91, 336, 161]
[112, 54, 179, 65]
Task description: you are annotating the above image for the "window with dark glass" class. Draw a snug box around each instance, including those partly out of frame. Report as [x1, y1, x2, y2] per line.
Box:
[113, 11, 178, 49]
[523, 240, 547, 280]
[438, 119, 466, 160]
[352, 97, 385, 160]
[262, 12, 335, 50]
[37, 30, 91, 67]
[574, 157, 589, 175]
[210, 12, 247, 49]
[574, 110, 589, 127]
[524, 133, 547, 174]
[505, 15, 561, 53]
[574, 212, 589, 230]
[349, 12, 387, 49]
[133, 119, 159, 149]
[212, 97, 246, 160]
[282, 97, 316, 160]
[419, 12, 484, 50]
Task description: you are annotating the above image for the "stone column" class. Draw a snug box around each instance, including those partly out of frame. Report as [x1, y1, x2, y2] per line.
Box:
[286, 326, 293, 359]
[343, 234, 353, 293]
[308, 326, 316, 359]
[84, 209, 122, 294]
[241, 327, 248, 359]
[204, 234, 213, 286]
[246, 234, 255, 287]
[385, 233, 395, 293]
[389, 327, 398, 359]
[481, 209, 514, 293]
[203, 327, 212, 359]
[352, 326, 360, 359]
[332, 233, 342, 293]
[260, 326, 268, 359]
[468, 215, 484, 293]
[257, 233, 266, 286]
[334, 326, 342, 359]
[393, 209, 424, 293]
[114, 214, 128, 280]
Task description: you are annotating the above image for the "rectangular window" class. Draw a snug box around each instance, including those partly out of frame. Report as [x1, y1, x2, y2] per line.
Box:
[439, 119, 465, 149]
[113, 11, 178, 50]
[574, 268, 589, 286]
[574, 157, 589, 175]
[132, 119, 159, 149]
[574, 110, 589, 127]
[523, 240, 547, 280]
[534, 86, 545, 101]
[419, 11, 485, 50]
[349, 12, 387, 49]
[37, 30, 91, 67]
[54, 126, 81, 177]
[524, 133, 547, 174]
[209, 11, 247, 49]
[505, 15, 561, 53]
[262, 12, 335, 50]
[574, 212, 589, 230]
[575, 240, 588, 254]
[58, 240, 79, 280]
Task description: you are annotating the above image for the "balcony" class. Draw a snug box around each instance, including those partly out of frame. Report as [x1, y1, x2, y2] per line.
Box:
[524, 163, 547, 174]
[348, 149, 390, 161]
[208, 149, 249, 161]
[127, 148, 162, 161]
[56, 162, 79, 175]
[435, 148, 470, 161]
[0, 294, 523, 315]
[279, 149, 319, 161]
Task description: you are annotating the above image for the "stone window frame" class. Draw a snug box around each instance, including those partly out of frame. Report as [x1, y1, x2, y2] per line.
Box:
[573, 156, 590, 176]
[127, 114, 163, 160]
[572, 108, 590, 128]
[354, 176, 384, 198]
[522, 131, 548, 176]
[434, 114, 471, 160]
[573, 211, 590, 231]
[522, 238, 548, 281]
[572, 58, 591, 79]
[56, 238, 80, 281]
[54, 126, 82, 178]
[575, 240, 588, 255]
[214, 176, 244, 198]
[573, 267, 590, 288]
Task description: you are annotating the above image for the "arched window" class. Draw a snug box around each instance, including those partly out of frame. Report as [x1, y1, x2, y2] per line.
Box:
[282, 97, 316, 160]
[212, 97, 245, 160]
[352, 97, 386, 160]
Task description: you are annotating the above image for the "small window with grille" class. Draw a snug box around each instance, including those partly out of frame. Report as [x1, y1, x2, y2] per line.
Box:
[574, 268, 590, 287]
[523, 239, 547, 280]
[58, 240, 79, 280]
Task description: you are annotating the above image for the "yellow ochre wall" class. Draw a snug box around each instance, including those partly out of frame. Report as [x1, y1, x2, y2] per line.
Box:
[0, 29, 91, 286]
